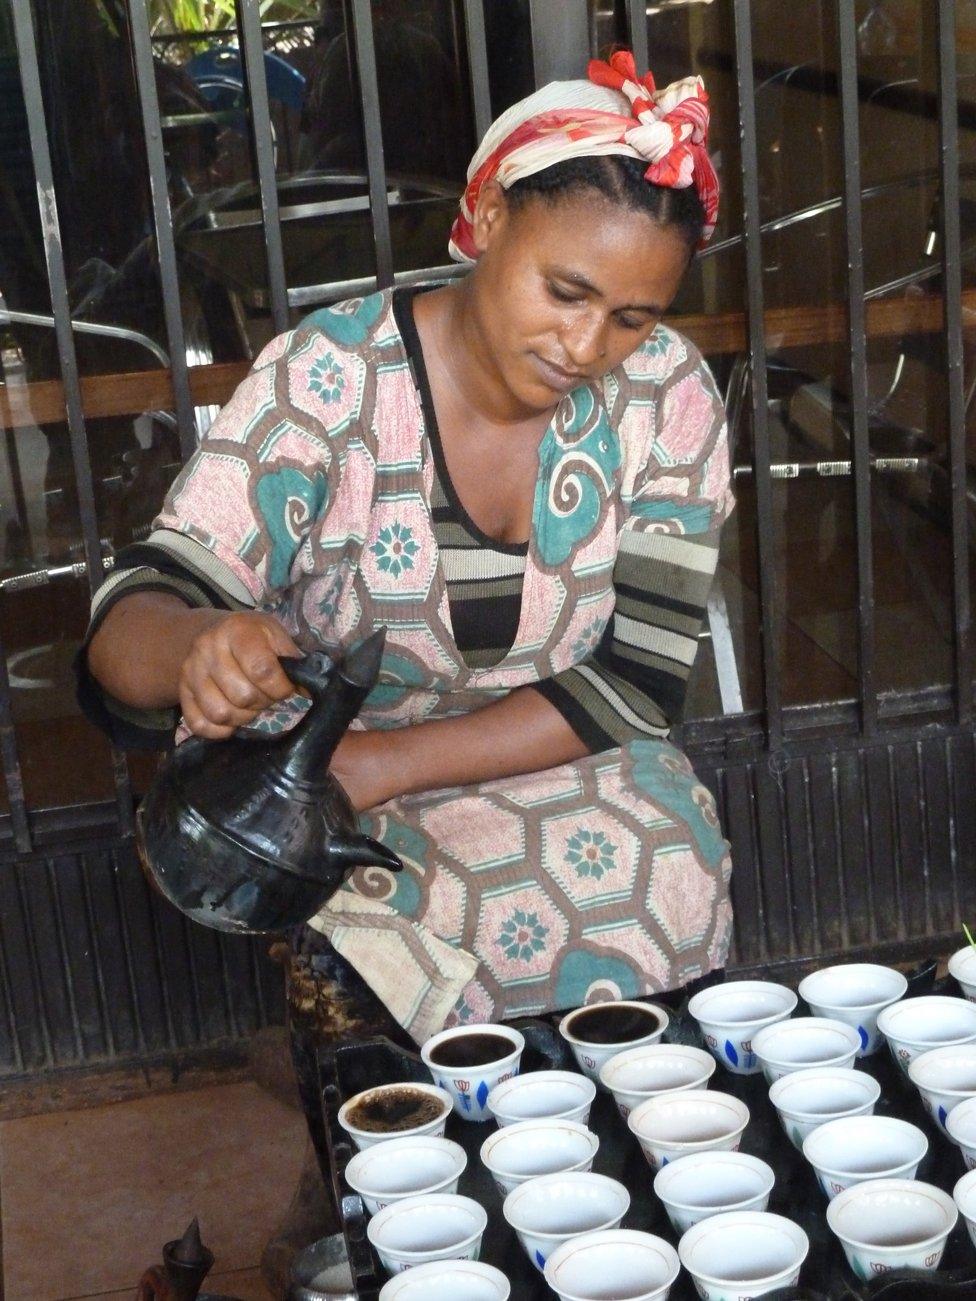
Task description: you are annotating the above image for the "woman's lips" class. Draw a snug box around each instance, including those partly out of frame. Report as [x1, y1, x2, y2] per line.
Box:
[531, 353, 585, 390]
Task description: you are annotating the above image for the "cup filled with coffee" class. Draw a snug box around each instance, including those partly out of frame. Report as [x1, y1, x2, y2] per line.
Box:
[338, 1081, 453, 1151]
[558, 999, 668, 1085]
[421, 1023, 525, 1122]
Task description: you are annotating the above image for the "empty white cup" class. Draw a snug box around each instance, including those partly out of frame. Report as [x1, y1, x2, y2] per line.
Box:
[802, 1115, 928, 1200]
[479, 1118, 599, 1196]
[768, 1066, 881, 1150]
[544, 1229, 680, 1301]
[798, 963, 907, 1056]
[678, 1211, 810, 1299]
[366, 1193, 488, 1276]
[558, 1001, 668, 1085]
[953, 1166, 976, 1252]
[503, 1171, 630, 1273]
[752, 1017, 861, 1084]
[688, 980, 797, 1075]
[337, 1082, 453, 1151]
[628, 1089, 750, 1170]
[599, 1043, 716, 1120]
[378, 1259, 510, 1300]
[345, 1135, 466, 1215]
[946, 1095, 976, 1170]
[653, 1150, 775, 1234]
[421, 1024, 525, 1122]
[487, 1070, 595, 1128]
[876, 995, 976, 1074]
[827, 1179, 958, 1279]
[948, 944, 976, 1001]
[908, 1043, 976, 1130]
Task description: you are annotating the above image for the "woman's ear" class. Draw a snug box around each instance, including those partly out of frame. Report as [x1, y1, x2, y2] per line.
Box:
[470, 179, 510, 255]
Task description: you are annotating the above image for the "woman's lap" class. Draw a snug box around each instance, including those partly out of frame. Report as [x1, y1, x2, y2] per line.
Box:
[309, 737, 732, 1043]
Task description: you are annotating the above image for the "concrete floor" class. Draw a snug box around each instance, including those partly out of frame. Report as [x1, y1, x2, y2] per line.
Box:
[0, 1079, 308, 1300]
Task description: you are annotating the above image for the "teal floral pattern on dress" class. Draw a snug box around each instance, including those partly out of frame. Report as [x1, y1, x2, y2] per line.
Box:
[308, 351, 346, 404]
[572, 619, 605, 662]
[497, 909, 548, 961]
[535, 387, 621, 567]
[371, 522, 420, 578]
[565, 828, 617, 879]
[254, 466, 328, 590]
[300, 291, 385, 347]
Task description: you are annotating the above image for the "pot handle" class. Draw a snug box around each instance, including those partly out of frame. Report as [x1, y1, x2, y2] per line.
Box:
[278, 652, 333, 700]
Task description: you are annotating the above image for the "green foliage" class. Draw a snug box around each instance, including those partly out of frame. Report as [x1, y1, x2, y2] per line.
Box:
[147, 0, 315, 33]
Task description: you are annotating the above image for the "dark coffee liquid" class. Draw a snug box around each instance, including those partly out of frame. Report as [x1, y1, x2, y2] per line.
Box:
[428, 1032, 515, 1068]
[568, 1002, 661, 1045]
[347, 1086, 444, 1133]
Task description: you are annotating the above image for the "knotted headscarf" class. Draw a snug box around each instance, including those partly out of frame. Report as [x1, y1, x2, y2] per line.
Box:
[449, 50, 719, 262]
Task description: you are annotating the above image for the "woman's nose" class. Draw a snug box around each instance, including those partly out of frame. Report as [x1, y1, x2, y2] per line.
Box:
[562, 314, 608, 368]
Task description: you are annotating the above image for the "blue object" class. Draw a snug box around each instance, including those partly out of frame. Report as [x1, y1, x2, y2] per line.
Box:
[535, 1250, 546, 1270]
[725, 1039, 739, 1067]
[185, 46, 306, 131]
[858, 1025, 869, 1052]
[476, 1079, 490, 1110]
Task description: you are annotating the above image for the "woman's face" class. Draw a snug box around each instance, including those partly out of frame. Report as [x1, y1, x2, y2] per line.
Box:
[468, 182, 692, 415]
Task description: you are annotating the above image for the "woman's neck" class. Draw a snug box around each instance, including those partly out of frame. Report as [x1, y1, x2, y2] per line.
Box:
[414, 279, 555, 428]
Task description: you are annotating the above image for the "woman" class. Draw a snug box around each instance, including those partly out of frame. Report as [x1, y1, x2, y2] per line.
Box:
[81, 52, 734, 1046]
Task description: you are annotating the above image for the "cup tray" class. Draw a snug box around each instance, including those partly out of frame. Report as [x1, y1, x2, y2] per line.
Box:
[317, 987, 976, 1300]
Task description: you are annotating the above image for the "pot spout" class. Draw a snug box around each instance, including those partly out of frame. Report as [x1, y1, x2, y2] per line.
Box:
[327, 832, 403, 879]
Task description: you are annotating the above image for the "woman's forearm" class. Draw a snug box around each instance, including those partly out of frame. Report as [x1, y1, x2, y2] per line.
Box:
[86, 592, 227, 709]
[334, 687, 590, 810]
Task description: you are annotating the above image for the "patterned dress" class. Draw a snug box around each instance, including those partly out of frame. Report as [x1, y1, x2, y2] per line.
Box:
[80, 289, 735, 1045]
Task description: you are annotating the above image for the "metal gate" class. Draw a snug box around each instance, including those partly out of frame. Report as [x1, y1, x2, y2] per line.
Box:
[0, 0, 972, 1080]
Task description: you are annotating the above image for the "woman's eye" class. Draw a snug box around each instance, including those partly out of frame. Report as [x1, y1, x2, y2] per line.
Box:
[618, 314, 651, 332]
[547, 282, 580, 304]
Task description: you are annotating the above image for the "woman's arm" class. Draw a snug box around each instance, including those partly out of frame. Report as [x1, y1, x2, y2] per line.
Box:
[330, 687, 589, 812]
[87, 592, 302, 737]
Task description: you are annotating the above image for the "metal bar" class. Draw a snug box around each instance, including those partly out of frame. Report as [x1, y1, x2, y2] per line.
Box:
[936, 0, 972, 724]
[11, 0, 134, 826]
[836, 0, 876, 735]
[0, 616, 32, 853]
[349, 0, 394, 288]
[529, 0, 589, 86]
[462, 0, 492, 143]
[732, 0, 781, 749]
[288, 262, 467, 310]
[236, 0, 290, 334]
[627, 0, 649, 76]
[128, 0, 196, 461]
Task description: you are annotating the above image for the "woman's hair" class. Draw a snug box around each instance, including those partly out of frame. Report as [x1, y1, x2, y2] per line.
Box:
[505, 154, 706, 250]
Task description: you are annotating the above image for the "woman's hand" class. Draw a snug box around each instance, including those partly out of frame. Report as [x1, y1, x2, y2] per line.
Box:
[179, 610, 303, 739]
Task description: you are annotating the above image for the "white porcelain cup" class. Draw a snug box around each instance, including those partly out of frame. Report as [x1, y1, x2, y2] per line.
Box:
[876, 995, 976, 1075]
[345, 1135, 467, 1215]
[946, 1094, 976, 1170]
[486, 1070, 595, 1128]
[421, 1024, 525, 1122]
[366, 1193, 488, 1276]
[802, 1115, 928, 1201]
[378, 1259, 510, 1300]
[953, 1166, 976, 1252]
[599, 1044, 716, 1120]
[558, 1000, 668, 1085]
[627, 1088, 750, 1170]
[544, 1229, 680, 1301]
[752, 1017, 861, 1084]
[688, 980, 797, 1075]
[948, 945, 976, 1001]
[826, 1179, 958, 1279]
[502, 1171, 630, 1273]
[653, 1151, 775, 1234]
[768, 1067, 881, 1150]
[479, 1118, 599, 1196]
[908, 1043, 976, 1131]
[798, 963, 907, 1056]
[337, 1082, 453, 1151]
[678, 1211, 810, 1300]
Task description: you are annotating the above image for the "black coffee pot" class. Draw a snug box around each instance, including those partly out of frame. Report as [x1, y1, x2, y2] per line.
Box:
[136, 630, 402, 934]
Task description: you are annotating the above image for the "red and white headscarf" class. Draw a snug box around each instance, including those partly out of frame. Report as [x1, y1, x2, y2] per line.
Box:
[449, 50, 719, 262]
